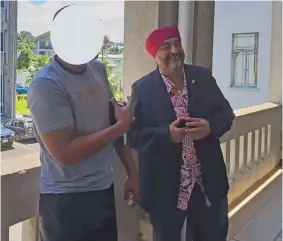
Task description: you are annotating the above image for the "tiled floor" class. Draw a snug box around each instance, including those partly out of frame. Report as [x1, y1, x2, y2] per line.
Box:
[229, 173, 282, 241]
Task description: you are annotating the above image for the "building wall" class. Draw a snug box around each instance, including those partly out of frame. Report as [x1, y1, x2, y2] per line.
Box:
[35, 32, 55, 57]
[212, 1, 272, 110]
[1, 0, 17, 118]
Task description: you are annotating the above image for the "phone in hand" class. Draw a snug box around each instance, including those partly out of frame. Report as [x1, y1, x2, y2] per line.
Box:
[177, 119, 189, 128]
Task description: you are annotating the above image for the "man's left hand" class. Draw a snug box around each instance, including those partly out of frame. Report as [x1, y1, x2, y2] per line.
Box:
[124, 175, 138, 207]
[185, 118, 210, 140]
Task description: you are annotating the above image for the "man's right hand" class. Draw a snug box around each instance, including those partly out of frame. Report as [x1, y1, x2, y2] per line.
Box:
[110, 97, 133, 132]
[169, 118, 186, 143]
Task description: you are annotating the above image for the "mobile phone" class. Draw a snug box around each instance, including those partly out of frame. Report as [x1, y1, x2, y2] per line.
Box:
[177, 119, 189, 128]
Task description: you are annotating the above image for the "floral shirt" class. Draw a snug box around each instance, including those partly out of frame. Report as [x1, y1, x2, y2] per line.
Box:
[161, 70, 211, 210]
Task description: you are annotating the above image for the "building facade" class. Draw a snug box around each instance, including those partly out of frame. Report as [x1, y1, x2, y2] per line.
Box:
[212, 1, 273, 109]
[34, 31, 55, 57]
[1, 0, 17, 118]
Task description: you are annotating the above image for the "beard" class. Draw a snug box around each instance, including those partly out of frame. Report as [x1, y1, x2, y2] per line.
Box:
[167, 53, 184, 68]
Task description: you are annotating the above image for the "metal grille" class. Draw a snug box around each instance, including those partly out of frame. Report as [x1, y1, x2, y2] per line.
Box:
[230, 33, 259, 88]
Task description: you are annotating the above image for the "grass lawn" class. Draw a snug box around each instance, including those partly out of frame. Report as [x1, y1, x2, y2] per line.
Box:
[15, 99, 30, 115]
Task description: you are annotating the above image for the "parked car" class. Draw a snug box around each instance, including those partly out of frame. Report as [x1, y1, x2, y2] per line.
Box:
[16, 85, 28, 95]
[3, 116, 36, 142]
[1, 124, 15, 148]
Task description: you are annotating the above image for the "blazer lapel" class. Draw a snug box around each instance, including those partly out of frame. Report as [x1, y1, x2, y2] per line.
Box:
[152, 68, 176, 122]
[184, 64, 197, 116]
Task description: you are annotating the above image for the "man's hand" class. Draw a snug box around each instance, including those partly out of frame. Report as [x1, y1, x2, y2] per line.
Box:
[124, 175, 138, 207]
[169, 118, 187, 143]
[110, 97, 133, 132]
[185, 118, 210, 140]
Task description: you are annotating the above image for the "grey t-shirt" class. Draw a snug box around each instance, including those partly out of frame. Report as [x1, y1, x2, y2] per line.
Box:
[28, 57, 118, 194]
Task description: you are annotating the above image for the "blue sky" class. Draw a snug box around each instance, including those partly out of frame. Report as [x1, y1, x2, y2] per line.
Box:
[18, 0, 124, 42]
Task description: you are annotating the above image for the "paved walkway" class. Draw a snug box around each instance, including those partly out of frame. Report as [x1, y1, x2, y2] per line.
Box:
[229, 172, 282, 241]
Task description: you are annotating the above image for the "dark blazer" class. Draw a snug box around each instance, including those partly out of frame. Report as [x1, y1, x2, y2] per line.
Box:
[128, 64, 235, 214]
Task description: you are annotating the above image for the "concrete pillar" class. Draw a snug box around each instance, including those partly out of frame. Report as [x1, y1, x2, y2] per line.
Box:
[192, 1, 215, 70]
[4, 0, 17, 118]
[178, 1, 195, 64]
[269, 1, 282, 104]
[123, 1, 178, 97]
[158, 1, 179, 27]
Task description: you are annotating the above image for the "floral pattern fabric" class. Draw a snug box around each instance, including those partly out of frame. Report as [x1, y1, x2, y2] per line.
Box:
[161, 71, 210, 210]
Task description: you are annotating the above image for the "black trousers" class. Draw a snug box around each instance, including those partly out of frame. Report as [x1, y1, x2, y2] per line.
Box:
[150, 185, 229, 241]
[39, 185, 117, 241]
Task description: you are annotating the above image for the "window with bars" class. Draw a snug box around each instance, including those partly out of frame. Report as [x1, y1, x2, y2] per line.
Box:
[1, 31, 5, 52]
[1, 0, 8, 21]
[0, 73, 4, 114]
[1, 0, 5, 9]
[230, 33, 259, 88]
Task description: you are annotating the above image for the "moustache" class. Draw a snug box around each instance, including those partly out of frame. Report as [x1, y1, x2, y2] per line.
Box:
[168, 53, 183, 60]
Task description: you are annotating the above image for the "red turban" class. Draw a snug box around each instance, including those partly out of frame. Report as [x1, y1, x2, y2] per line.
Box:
[145, 26, 181, 58]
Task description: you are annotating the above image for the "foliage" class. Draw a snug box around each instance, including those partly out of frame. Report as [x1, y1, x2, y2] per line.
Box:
[16, 30, 52, 84]
[100, 35, 111, 60]
[15, 94, 30, 115]
[103, 35, 110, 49]
[17, 31, 35, 43]
[25, 55, 53, 84]
[17, 34, 36, 71]
[16, 94, 28, 101]
[108, 47, 123, 55]
[103, 60, 123, 101]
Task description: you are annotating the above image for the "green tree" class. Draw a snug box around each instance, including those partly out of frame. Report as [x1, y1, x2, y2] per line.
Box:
[101, 35, 111, 61]
[17, 31, 35, 43]
[17, 41, 36, 70]
[109, 46, 123, 55]
[16, 31, 36, 71]
[26, 55, 53, 84]
[103, 60, 123, 100]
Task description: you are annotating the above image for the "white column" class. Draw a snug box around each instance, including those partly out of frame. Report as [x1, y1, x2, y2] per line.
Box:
[269, 1, 282, 104]
[192, 1, 215, 70]
[178, 1, 195, 64]
[123, 1, 178, 98]
[178, 1, 215, 70]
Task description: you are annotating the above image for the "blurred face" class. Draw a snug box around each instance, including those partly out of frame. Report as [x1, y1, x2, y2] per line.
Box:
[156, 37, 185, 71]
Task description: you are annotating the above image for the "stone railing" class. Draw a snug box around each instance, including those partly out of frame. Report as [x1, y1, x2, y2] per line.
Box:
[1, 103, 282, 241]
[220, 102, 281, 206]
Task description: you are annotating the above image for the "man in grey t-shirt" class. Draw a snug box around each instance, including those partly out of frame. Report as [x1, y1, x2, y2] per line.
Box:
[28, 8, 137, 241]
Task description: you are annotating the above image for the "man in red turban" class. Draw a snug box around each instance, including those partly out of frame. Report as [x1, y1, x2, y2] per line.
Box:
[128, 26, 234, 241]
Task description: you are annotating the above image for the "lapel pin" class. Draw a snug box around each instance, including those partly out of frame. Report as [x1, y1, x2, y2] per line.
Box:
[192, 80, 195, 84]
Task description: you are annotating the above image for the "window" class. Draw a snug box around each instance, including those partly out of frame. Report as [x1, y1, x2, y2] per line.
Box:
[45, 41, 52, 47]
[0, 74, 4, 114]
[1, 0, 8, 21]
[114, 59, 121, 65]
[230, 33, 259, 88]
[12, 121, 19, 127]
[39, 51, 45, 55]
[1, 31, 5, 52]
[1, 0, 6, 9]
[19, 122, 25, 128]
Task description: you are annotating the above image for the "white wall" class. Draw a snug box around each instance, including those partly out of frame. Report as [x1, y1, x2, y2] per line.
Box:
[16, 72, 30, 86]
[212, 1, 272, 110]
